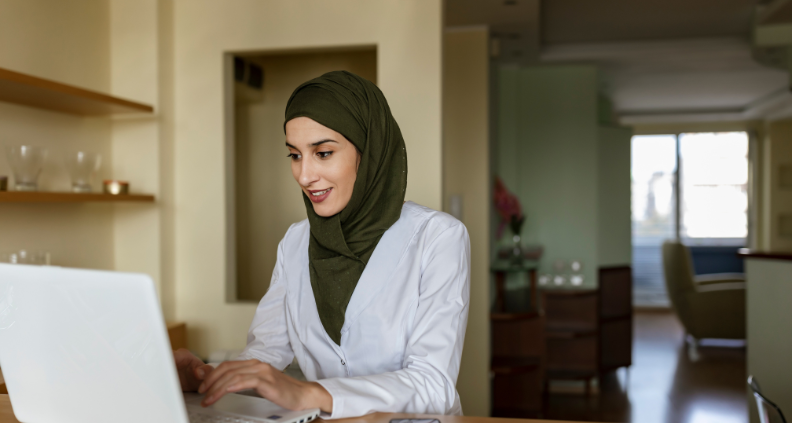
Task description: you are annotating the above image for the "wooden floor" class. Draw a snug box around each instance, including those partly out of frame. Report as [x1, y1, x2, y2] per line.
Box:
[542, 310, 747, 423]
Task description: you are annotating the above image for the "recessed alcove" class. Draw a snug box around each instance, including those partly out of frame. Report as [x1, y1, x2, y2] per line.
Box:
[228, 46, 377, 302]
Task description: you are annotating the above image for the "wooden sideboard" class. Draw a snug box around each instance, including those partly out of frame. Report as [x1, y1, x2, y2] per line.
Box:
[491, 265, 633, 415]
[542, 266, 633, 394]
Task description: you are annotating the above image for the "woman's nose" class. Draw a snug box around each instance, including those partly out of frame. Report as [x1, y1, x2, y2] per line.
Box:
[299, 158, 319, 187]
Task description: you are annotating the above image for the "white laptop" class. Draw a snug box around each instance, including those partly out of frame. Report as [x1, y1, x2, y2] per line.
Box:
[0, 264, 320, 423]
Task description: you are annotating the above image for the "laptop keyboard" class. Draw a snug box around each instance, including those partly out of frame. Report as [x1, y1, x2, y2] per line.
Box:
[188, 410, 269, 423]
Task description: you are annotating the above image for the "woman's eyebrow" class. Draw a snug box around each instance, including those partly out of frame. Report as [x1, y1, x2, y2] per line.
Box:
[311, 139, 337, 147]
[285, 139, 337, 149]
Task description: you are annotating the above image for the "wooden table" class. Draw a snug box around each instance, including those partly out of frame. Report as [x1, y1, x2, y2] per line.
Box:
[0, 394, 594, 423]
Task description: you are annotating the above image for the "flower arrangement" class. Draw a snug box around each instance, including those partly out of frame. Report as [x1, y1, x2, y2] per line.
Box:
[493, 177, 524, 239]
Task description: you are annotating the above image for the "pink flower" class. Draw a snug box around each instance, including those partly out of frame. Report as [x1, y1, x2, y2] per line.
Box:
[493, 177, 524, 239]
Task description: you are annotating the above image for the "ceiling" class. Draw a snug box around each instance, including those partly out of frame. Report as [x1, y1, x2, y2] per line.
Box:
[541, 0, 759, 45]
[446, 0, 789, 122]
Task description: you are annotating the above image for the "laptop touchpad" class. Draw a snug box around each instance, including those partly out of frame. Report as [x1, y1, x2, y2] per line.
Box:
[185, 392, 286, 416]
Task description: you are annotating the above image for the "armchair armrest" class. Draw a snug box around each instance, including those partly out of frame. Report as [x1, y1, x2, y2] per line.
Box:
[694, 273, 745, 285]
[693, 273, 745, 292]
[696, 281, 745, 293]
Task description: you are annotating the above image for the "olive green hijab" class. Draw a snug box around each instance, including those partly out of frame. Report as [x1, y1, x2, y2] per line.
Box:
[284, 70, 407, 345]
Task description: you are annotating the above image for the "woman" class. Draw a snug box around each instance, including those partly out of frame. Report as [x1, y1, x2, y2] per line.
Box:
[175, 71, 470, 419]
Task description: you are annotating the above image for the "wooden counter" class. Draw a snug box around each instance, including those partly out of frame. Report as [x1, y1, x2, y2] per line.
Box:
[0, 394, 594, 423]
[738, 248, 792, 261]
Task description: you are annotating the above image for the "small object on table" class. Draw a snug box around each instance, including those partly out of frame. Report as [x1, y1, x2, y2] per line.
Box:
[103, 180, 129, 195]
[0, 176, 6, 191]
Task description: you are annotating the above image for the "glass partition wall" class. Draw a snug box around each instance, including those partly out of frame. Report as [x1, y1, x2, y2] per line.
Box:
[631, 132, 749, 306]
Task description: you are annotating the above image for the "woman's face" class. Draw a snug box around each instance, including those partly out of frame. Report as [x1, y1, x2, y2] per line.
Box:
[286, 117, 360, 217]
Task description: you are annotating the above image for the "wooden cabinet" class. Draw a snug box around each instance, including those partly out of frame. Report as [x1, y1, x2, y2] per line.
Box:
[490, 264, 633, 411]
[491, 312, 544, 417]
[542, 266, 633, 393]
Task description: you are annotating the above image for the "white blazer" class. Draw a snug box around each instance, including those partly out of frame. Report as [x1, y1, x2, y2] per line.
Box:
[238, 201, 471, 419]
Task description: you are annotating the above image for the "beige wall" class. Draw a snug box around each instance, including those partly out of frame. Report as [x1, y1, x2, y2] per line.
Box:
[235, 49, 377, 301]
[443, 27, 491, 417]
[109, 0, 165, 313]
[762, 119, 792, 252]
[0, 0, 115, 271]
[172, 0, 443, 356]
[0, 0, 110, 91]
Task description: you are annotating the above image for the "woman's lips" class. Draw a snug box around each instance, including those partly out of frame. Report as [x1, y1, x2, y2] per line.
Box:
[307, 187, 332, 203]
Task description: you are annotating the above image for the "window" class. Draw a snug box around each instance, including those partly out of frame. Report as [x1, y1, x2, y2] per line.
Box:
[679, 132, 749, 244]
[631, 132, 749, 306]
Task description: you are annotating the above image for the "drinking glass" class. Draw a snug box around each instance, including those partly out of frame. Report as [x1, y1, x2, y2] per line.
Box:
[6, 146, 47, 191]
[570, 259, 585, 286]
[66, 152, 101, 193]
[2, 250, 50, 265]
[552, 259, 567, 286]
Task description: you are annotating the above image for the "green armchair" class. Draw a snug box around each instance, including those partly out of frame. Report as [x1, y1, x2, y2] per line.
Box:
[661, 241, 746, 341]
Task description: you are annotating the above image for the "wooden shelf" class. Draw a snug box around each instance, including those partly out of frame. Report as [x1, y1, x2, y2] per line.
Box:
[0, 67, 154, 115]
[0, 192, 155, 203]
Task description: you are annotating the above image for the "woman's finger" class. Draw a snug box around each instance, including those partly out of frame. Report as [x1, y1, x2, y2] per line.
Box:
[202, 374, 259, 407]
[199, 360, 257, 393]
[226, 374, 260, 393]
[194, 364, 215, 381]
[202, 364, 262, 400]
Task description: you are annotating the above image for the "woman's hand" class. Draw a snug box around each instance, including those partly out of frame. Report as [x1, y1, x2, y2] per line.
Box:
[198, 359, 333, 414]
[173, 348, 215, 392]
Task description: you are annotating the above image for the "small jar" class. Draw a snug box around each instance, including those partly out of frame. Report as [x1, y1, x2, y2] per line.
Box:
[0, 176, 7, 191]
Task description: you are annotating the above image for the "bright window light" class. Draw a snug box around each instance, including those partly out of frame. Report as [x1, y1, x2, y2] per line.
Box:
[679, 132, 748, 242]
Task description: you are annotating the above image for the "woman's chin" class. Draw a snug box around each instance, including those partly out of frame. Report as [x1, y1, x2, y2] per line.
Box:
[312, 203, 342, 217]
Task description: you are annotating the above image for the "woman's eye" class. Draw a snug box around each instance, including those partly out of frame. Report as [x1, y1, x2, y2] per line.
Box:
[317, 151, 333, 159]
[287, 153, 301, 160]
